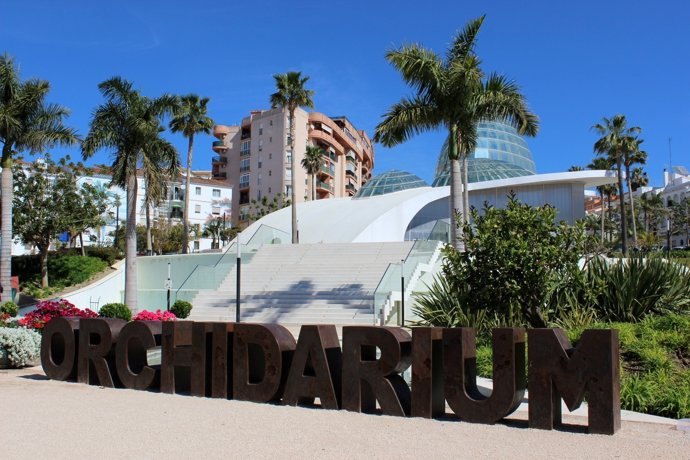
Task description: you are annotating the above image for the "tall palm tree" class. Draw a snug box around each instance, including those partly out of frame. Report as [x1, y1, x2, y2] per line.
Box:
[0, 53, 78, 301]
[301, 144, 324, 201]
[270, 71, 315, 244]
[588, 156, 613, 244]
[169, 94, 214, 253]
[592, 114, 640, 255]
[82, 77, 179, 311]
[624, 138, 647, 248]
[373, 16, 538, 249]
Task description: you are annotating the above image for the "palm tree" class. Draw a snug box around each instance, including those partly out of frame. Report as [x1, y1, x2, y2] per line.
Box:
[592, 115, 641, 255]
[623, 138, 647, 248]
[301, 144, 324, 201]
[0, 53, 78, 301]
[588, 156, 613, 244]
[169, 94, 214, 254]
[82, 77, 179, 311]
[270, 71, 315, 244]
[373, 16, 538, 248]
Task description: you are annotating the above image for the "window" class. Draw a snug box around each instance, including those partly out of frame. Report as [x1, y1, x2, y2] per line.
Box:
[256, 191, 262, 201]
[259, 123, 263, 135]
[195, 204, 201, 213]
[285, 185, 292, 196]
[212, 206, 221, 215]
[269, 153, 272, 160]
[286, 169, 292, 179]
[257, 173, 262, 186]
[239, 174, 250, 188]
[268, 187, 271, 193]
[258, 161, 262, 169]
[240, 158, 250, 172]
[269, 120, 273, 126]
[193, 241, 200, 251]
[258, 139, 263, 151]
[195, 187, 201, 195]
[269, 137, 272, 143]
[268, 170, 272, 177]
[240, 140, 251, 156]
[212, 189, 221, 198]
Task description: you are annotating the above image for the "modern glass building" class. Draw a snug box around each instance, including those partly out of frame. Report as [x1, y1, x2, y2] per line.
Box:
[354, 170, 428, 198]
[432, 120, 536, 186]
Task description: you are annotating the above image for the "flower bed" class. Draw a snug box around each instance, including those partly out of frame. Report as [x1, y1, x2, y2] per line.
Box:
[19, 299, 97, 331]
[132, 309, 177, 321]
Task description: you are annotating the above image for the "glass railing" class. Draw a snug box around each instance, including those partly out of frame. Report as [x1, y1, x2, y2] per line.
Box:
[373, 240, 442, 326]
[136, 224, 290, 310]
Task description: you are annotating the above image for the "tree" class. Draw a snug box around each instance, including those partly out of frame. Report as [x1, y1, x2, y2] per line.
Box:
[247, 193, 291, 222]
[639, 192, 665, 233]
[0, 53, 78, 301]
[592, 115, 640, 255]
[624, 138, 647, 248]
[169, 94, 214, 254]
[301, 145, 324, 201]
[588, 156, 613, 244]
[82, 77, 179, 312]
[670, 197, 690, 245]
[202, 217, 224, 249]
[13, 159, 107, 287]
[373, 16, 538, 249]
[270, 71, 315, 244]
[441, 193, 587, 328]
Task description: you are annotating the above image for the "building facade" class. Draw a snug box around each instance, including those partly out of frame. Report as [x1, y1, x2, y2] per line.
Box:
[211, 107, 374, 226]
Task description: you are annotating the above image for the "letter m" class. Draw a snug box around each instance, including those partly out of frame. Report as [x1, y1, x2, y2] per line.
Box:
[528, 329, 620, 435]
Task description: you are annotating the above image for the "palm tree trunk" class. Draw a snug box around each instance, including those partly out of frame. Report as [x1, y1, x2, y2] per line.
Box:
[79, 233, 85, 256]
[311, 173, 316, 201]
[448, 124, 463, 250]
[182, 135, 193, 254]
[146, 205, 152, 256]
[125, 174, 138, 312]
[607, 194, 612, 242]
[289, 108, 298, 244]
[39, 245, 49, 288]
[616, 156, 628, 255]
[626, 165, 637, 249]
[599, 190, 606, 244]
[1, 154, 13, 302]
[462, 155, 470, 226]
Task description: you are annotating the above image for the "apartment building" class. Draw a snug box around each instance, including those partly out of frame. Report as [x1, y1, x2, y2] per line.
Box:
[211, 107, 374, 226]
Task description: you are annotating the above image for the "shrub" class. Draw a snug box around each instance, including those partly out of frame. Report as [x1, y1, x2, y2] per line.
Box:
[86, 246, 122, 266]
[98, 303, 132, 321]
[133, 309, 177, 321]
[48, 255, 108, 286]
[1, 301, 19, 317]
[19, 299, 97, 330]
[170, 300, 193, 319]
[0, 327, 42, 367]
[411, 275, 489, 333]
[583, 256, 690, 322]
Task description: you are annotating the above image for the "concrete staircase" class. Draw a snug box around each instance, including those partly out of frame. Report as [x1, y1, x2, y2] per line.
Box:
[188, 242, 414, 331]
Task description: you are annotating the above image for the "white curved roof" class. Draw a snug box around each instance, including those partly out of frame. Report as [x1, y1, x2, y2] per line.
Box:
[238, 170, 615, 244]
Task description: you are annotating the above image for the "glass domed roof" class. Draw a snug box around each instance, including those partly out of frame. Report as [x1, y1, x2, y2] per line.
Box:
[432, 120, 536, 186]
[354, 170, 428, 198]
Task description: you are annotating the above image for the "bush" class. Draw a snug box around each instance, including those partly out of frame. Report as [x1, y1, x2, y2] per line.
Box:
[0, 327, 42, 368]
[86, 246, 122, 266]
[48, 255, 108, 286]
[133, 310, 177, 321]
[98, 303, 132, 321]
[582, 256, 690, 322]
[170, 300, 193, 319]
[19, 299, 97, 331]
[1, 301, 19, 317]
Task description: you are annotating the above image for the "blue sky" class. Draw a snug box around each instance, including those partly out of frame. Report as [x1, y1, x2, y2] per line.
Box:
[2, 0, 689, 187]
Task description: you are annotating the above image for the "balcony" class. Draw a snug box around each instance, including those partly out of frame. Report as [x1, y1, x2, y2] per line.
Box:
[213, 172, 227, 179]
[346, 183, 356, 192]
[316, 180, 333, 192]
[212, 140, 228, 152]
[212, 155, 227, 164]
[239, 182, 250, 190]
[213, 125, 231, 139]
[320, 164, 334, 176]
[346, 153, 357, 164]
[240, 165, 251, 173]
[170, 199, 183, 209]
[240, 149, 251, 157]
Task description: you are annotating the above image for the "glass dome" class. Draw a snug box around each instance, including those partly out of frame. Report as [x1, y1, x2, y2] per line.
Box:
[354, 170, 428, 198]
[432, 120, 536, 186]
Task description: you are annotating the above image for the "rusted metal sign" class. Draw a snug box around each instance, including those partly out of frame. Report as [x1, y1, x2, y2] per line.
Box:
[41, 319, 620, 435]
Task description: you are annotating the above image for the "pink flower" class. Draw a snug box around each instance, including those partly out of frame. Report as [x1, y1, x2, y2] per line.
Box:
[133, 309, 177, 322]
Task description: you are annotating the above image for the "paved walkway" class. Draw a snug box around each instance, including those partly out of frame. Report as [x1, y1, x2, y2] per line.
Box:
[1, 366, 688, 459]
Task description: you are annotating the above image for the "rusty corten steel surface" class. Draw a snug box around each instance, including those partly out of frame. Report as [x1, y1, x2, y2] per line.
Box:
[233, 323, 297, 403]
[443, 328, 526, 423]
[41, 317, 81, 381]
[528, 328, 621, 435]
[411, 327, 445, 418]
[115, 320, 162, 391]
[211, 322, 235, 399]
[283, 325, 342, 409]
[342, 326, 412, 416]
[160, 321, 194, 394]
[77, 318, 126, 387]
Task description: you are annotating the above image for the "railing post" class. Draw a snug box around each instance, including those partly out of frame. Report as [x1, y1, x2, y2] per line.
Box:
[400, 259, 405, 327]
[236, 237, 242, 323]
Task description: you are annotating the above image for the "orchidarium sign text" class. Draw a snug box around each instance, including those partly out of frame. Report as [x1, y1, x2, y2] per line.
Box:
[40, 319, 620, 434]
